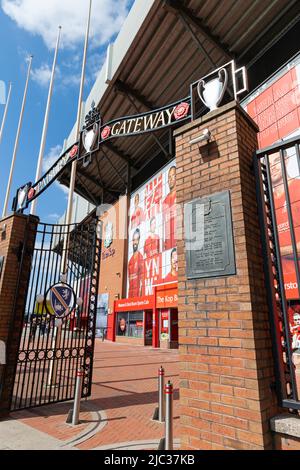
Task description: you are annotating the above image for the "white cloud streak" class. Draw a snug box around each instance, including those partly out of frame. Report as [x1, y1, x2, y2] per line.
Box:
[42, 144, 62, 172]
[31, 63, 58, 87]
[1, 0, 131, 49]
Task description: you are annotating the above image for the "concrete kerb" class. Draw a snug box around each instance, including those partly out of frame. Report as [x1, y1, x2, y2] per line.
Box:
[0, 401, 107, 450]
[61, 401, 108, 448]
[93, 438, 181, 450]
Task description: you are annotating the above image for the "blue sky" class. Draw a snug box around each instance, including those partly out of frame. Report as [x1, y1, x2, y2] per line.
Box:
[0, 0, 133, 223]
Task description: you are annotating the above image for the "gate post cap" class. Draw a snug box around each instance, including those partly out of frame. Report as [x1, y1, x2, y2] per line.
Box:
[164, 381, 173, 393]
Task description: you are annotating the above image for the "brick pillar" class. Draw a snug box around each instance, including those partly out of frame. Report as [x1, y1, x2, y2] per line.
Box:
[175, 101, 279, 450]
[0, 214, 38, 417]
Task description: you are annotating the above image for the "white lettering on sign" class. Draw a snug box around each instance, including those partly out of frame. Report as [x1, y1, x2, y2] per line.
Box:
[117, 299, 151, 309]
[35, 153, 72, 196]
[285, 282, 298, 290]
[110, 106, 180, 138]
[157, 293, 178, 305]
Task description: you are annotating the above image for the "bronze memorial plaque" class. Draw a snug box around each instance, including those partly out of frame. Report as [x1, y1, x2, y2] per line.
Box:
[185, 190, 236, 279]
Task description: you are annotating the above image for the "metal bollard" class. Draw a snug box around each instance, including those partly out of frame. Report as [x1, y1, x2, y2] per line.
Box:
[72, 366, 84, 425]
[165, 381, 173, 450]
[158, 366, 165, 422]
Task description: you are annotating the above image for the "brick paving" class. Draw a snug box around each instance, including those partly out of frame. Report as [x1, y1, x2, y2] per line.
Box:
[6, 340, 180, 450]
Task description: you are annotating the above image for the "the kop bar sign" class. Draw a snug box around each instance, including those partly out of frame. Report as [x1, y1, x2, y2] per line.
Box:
[13, 60, 247, 212]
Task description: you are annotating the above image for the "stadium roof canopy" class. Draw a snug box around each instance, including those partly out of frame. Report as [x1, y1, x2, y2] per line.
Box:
[58, 0, 300, 206]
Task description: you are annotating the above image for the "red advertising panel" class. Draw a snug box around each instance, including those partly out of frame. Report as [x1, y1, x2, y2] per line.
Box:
[115, 296, 154, 312]
[244, 59, 300, 301]
[127, 161, 178, 297]
[245, 57, 300, 391]
[245, 66, 300, 148]
[156, 285, 178, 309]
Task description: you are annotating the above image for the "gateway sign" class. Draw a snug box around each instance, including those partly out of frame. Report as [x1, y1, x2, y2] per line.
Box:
[100, 101, 190, 141]
[12, 144, 78, 212]
[13, 60, 248, 213]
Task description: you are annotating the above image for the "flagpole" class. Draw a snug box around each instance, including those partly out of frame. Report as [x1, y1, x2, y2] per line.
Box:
[47, 1, 92, 389]
[2, 56, 33, 219]
[31, 27, 62, 216]
[62, 0, 92, 274]
[0, 81, 12, 146]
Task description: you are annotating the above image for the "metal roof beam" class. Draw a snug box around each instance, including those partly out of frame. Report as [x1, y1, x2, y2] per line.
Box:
[74, 177, 99, 206]
[102, 141, 137, 170]
[163, 0, 233, 62]
[114, 82, 172, 161]
[178, 13, 216, 68]
[78, 165, 122, 196]
[101, 147, 128, 188]
[114, 79, 154, 110]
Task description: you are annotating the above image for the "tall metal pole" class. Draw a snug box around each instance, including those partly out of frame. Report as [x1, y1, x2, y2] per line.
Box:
[61, 0, 92, 274]
[2, 56, 33, 218]
[47, 1, 92, 389]
[31, 27, 62, 216]
[0, 82, 12, 146]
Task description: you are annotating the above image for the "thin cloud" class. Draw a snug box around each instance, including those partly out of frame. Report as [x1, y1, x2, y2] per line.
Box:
[31, 63, 60, 87]
[1, 0, 131, 50]
[47, 212, 61, 220]
[42, 144, 62, 172]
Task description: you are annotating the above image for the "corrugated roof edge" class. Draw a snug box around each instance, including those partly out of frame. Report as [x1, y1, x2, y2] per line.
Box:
[63, 0, 156, 151]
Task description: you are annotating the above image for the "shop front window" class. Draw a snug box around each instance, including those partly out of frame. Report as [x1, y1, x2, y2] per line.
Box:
[128, 311, 143, 338]
[116, 311, 143, 338]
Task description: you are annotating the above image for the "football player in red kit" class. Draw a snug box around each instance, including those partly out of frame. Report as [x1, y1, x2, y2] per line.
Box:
[163, 166, 176, 251]
[128, 228, 144, 297]
[131, 193, 145, 229]
[164, 248, 178, 283]
[144, 216, 160, 259]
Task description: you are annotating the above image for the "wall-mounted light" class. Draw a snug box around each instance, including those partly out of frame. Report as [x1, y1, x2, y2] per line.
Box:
[189, 128, 211, 145]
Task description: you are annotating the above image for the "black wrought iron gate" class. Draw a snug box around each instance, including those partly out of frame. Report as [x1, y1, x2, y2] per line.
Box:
[254, 135, 300, 410]
[10, 218, 101, 411]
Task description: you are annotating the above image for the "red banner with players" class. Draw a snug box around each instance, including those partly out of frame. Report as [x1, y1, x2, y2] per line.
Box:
[245, 61, 300, 300]
[127, 161, 178, 297]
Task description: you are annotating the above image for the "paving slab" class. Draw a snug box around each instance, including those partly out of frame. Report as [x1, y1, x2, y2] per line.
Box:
[0, 341, 180, 450]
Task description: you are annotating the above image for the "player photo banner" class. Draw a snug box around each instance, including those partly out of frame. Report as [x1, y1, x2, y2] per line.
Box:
[127, 161, 178, 298]
[244, 58, 300, 300]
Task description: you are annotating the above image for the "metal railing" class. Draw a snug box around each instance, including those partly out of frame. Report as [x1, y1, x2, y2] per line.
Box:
[255, 135, 300, 409]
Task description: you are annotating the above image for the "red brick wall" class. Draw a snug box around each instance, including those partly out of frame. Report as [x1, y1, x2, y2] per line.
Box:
[98, 196, 128, 314]
[174, 101, 280, 450]
[0, 214, 38, 416]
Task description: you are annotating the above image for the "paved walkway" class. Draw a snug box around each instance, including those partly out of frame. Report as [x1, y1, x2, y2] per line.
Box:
[0, 341, 180, 450]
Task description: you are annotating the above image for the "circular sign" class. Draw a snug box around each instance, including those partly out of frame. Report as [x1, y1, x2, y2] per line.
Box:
[69, 145, 79, 159]
[101, 126, 111, 140]
[174, 102, 190, 120]
[45, 282, 76, 319]
[28, 188, 36, 200]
